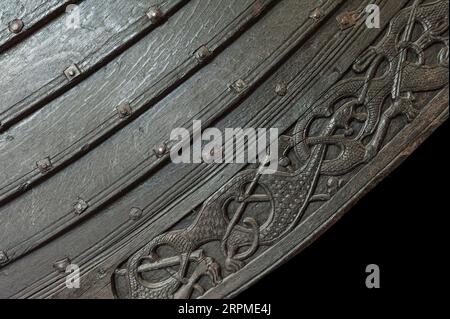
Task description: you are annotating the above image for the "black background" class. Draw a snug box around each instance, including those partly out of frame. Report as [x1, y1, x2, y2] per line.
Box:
[237, 120, 448, 303]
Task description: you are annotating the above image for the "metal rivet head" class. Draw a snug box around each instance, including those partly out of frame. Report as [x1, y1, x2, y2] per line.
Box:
[74, 198, 89, 215]
[64, 64, 81, 81]
[195, 46, 212, 62]
[129, 207, 143, 221]
[36, 157, 52, 173]
[275, 82, 288, 96]
[8, 19, 24, 33]
[0, 251, 8, 265]
[309, 8, 322, 20]
[154, 143, 168, 157]
[231, 79, 248, 93]
[116, 102, 132, 119]
[336, 11, 360, 30]
[147, 7, 163, 24]
[53, 257, 71, 273]
[18, 182, 30, 192]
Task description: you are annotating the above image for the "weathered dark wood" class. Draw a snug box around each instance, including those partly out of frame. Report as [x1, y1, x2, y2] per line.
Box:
[0, 0, 276, 206]
[0, 0, 332, 265]
[0, 0, 188, 131]
[0, 0, 81, 53]
[0, 0, 447, 299]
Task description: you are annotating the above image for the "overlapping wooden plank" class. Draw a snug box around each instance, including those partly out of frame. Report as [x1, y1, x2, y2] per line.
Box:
[0, 0, 328, 266]
[0, 0, 187, 130]
[0, 0, 188, 131]
[2, 0, 446, 300]
[0, 0, 275, 206]
[0, 0, 407, 299]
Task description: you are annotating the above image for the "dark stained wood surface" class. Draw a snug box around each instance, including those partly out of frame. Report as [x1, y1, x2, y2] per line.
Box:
[0, 0, 447, 299]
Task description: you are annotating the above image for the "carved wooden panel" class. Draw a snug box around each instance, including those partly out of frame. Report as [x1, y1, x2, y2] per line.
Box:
[0, 0, 447, 299]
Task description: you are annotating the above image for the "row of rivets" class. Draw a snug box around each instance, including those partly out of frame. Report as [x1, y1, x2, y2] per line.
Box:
[8, 18, 24, 33]
[28, 0, 301, 274]
[33, 5, 160, 274]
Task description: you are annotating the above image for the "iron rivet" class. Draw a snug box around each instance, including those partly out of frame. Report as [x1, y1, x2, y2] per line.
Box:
[116, 102, 132, 119]
[310, 8, 322, 20]
[74, 198, 89, 215]
[154, 143, 167, 157]
[36, 157, 52, 173]
[195, 46, 212, 62]
[336, 11, 360, 30]
[0, 251, 8, 265]
[231, 79, 248, 93]
[64, 64, 81, 81]
[8, 19, 24, 33]
[275, 82, 288, 96]
[53, 257, 71, 273]
[147, 7, 163, 24]
[129, 207, 143, 221]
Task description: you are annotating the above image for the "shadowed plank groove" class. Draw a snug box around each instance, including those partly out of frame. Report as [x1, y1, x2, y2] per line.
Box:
[0, 0, 340, 270]
[0, 0, 276, 207]
[2, 0, 444, 300]
[0, 0, 189, 131]
[0, 0, 370, 298]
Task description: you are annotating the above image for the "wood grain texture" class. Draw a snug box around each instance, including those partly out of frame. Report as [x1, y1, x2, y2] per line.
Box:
[0, 0, 447, 299]
[2, 0, 326, 268]
[0, 0, 162, 122]
[0, 0, 188, 131]
[0, 0, 275, 206]
[0, 0, 397, 298]
[0, 0, 81, 53]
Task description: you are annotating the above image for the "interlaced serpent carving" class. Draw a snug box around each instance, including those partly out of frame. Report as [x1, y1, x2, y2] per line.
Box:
[120, 0, 448, 299]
